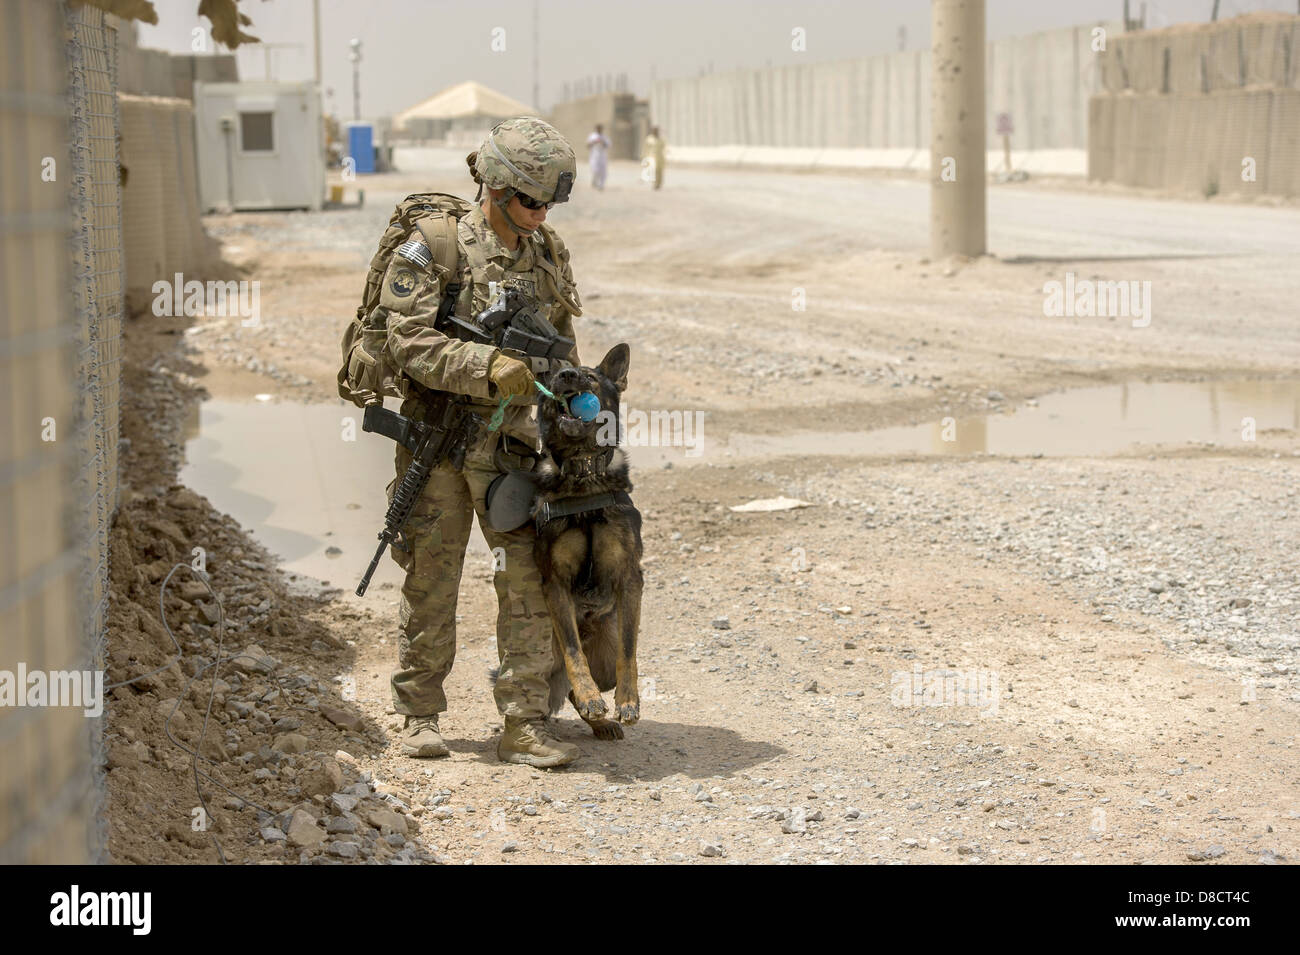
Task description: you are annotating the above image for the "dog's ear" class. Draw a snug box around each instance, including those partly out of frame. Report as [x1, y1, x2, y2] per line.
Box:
[597, 343, 630, 393]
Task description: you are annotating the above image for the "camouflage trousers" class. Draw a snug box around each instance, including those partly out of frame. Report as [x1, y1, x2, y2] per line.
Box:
[387, 423, 555, 720]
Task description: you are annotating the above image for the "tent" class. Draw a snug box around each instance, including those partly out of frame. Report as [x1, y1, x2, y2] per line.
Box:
[394, 80, 535, 143]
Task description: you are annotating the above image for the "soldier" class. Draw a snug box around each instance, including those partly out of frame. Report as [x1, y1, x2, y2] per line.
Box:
[379, 117, 584, 767]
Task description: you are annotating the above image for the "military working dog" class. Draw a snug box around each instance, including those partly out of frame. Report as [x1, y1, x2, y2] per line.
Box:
[532, 343, 643, 740]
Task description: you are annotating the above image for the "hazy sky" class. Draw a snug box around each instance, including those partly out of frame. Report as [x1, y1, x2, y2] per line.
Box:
[136, 0, 1299, 119]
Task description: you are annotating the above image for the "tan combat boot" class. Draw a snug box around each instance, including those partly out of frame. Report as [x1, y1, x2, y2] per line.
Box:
[400, 715, 449, 758]
[497, 717, 580, 768]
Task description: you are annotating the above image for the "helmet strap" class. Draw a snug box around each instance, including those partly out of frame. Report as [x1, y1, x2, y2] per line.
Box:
[491, 188, 535, 237]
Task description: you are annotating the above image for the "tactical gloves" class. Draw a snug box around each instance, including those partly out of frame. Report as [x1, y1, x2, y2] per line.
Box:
[488, 353, 535, 397]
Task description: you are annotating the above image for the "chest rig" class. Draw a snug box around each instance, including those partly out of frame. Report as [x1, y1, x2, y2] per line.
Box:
[450, 218, 577, 378]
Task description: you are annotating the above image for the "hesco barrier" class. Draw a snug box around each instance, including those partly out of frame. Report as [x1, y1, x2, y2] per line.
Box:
[1090, 14, 1300, 197]
[119, 94, 210, 304]
[1097, 12, 1300, 95]
[0, 0, 125, 864]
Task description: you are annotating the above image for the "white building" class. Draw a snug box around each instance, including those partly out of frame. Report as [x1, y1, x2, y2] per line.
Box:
[193, 80, 323, 212]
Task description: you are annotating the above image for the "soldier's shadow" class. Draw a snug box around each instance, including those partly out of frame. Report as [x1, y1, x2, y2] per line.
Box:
[452, 718, 785, 781]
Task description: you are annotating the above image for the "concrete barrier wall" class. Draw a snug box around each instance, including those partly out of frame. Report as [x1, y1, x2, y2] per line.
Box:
[988, 24, 1101, 151]
[549, 92, 647, 161]
[650, 21, 1115, 172]
[663, 144, 1085, 176]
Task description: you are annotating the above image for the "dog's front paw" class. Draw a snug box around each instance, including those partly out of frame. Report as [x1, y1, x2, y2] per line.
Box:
[573, 694, 607, 720]
[616, 701, 640, 725]
[588, 718, 624, 741]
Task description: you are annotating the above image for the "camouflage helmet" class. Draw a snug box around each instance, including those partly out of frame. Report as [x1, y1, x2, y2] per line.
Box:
[473, 116, 576, 204]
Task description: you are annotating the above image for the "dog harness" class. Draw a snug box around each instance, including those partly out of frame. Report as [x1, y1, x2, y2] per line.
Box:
[535, 489, 634, 526]
[534, 448, 630, 525]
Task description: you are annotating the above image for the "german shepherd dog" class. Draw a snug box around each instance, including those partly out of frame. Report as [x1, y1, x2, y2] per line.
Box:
[532, 343, 643, 740]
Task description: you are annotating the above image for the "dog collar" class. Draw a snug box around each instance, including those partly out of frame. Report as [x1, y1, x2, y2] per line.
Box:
[559, 448, 614, 479]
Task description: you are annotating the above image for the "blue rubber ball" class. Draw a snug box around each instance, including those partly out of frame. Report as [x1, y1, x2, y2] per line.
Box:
[570, 391, 600, 422]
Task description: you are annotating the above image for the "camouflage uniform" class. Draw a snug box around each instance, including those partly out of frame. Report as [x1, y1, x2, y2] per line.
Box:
[383, 201, 582, 721]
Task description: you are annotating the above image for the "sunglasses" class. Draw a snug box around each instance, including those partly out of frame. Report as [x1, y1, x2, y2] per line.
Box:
[514, 191, 555, 211]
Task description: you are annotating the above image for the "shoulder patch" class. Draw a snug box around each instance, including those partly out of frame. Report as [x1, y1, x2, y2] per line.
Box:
[388, 266, 419, 298]
[379, 251, 433, 313]
[395, 240, 432, 269]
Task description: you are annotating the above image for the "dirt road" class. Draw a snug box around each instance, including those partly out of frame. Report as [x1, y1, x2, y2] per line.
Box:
[104, 155, 1299, 864]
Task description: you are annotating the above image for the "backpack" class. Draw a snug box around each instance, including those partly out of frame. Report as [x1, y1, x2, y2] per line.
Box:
[337, 192, 473, 407]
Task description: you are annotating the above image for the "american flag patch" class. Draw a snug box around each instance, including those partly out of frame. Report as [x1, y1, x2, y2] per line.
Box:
[395, 240, 432, 269]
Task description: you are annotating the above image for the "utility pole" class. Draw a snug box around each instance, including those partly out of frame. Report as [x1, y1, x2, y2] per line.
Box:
[312, 0, 321, 85]
[930, 0, 986, 258]
[532, 0, 540, 110]
[349, 38, 361, 121]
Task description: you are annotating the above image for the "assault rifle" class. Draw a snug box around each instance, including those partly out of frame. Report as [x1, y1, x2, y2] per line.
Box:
[439, 286, 574, 361]
[355, 396, 481, 596]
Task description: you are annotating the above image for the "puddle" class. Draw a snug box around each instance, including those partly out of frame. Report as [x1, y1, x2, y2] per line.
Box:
[180, 399, 691, 590]
[180, 399, 466, 591]
[181, 380, 1297, 585]
[721, 379, 1300, 460]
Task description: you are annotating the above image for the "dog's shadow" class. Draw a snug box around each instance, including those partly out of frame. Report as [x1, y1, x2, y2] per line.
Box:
[452, 718, 785, 781]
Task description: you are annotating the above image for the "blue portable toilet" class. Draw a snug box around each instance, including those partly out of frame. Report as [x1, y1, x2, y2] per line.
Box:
[346, 122, 375, 174]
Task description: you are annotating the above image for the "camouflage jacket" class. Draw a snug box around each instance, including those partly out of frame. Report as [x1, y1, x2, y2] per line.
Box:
[381, 203, 582, 444]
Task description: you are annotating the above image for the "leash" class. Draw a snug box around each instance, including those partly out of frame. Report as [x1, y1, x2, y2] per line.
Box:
[488, 379, 568, 432]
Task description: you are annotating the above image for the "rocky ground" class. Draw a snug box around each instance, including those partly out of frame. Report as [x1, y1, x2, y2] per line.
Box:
[103, 158, 1300, 864]
[104, 309, 446, 863]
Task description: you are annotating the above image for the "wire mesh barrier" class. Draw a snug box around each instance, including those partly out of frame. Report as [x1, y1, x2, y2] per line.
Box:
[1098, 15, 1300, 94]
[1090, 15, 1300, 195]
[0, 0, 122, 864]
[66, 0, 123, 863]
